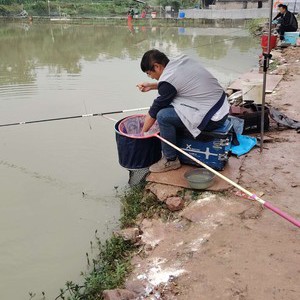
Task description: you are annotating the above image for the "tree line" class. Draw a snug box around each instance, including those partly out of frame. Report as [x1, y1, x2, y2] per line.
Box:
[0, 0, 199, 17]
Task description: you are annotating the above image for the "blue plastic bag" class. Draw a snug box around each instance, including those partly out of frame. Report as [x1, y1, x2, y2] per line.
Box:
[231, 134, 257, 157]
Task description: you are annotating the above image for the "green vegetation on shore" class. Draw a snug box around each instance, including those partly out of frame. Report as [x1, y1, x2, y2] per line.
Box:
[1, 0, 134, 17]
[246, 18, 266, 36]
[0, 0, 185, 17]
[0, 0, 201, 18]
[120, 185, 173, 228]
[53, 236, 134, 300]
[29, 185, 171, 300]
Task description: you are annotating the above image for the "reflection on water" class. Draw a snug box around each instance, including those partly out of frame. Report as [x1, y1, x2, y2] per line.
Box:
[0, 21, 260, 299]
[0, 22, 260, 87]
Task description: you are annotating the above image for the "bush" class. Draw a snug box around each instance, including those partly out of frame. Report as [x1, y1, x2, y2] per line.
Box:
[3, 1, 133, 17]
[0, 0, 13, 5]
[0, 3, 21, 15]
[27, 1, 49, 15]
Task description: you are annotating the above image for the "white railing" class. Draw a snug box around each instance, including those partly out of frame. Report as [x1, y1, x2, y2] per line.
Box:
[179, 8, 270, 19]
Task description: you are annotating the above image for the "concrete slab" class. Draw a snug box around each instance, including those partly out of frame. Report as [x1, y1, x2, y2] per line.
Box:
[228, 71, 283, 93]
[146, 157, 243, 192]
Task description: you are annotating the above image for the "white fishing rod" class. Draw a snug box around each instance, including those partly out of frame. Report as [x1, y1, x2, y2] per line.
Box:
[0, 107, 150, 128]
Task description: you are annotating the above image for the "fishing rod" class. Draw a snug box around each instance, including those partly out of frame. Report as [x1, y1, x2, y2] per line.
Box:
[0, 107, 150, 128]
[154, 134, 300, 229]
[102, 112, 300, 228]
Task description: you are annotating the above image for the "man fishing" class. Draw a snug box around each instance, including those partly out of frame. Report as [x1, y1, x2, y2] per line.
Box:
[137, 49, 229, 173]
[273, 4, 298, 41]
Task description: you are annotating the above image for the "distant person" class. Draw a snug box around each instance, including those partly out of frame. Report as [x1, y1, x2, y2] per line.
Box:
[137, 50, 229, 173]
[130, 8, 134, 18]
[141, 10, 146, 18]
[127, 10, 132, 21]
[127, 17, 134, 34]
[273, 4, 298, 41]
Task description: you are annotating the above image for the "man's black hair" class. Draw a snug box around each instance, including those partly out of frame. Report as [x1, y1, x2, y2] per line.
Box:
[140, 49, 170, 72]
[278, 4, 288, 9]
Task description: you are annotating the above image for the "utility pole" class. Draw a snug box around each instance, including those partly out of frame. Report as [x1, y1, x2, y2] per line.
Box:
[48, 0, 50, 17]
[293, 0, 297, 13]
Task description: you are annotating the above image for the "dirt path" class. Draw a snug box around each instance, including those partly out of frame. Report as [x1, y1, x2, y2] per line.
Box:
[121, 47, 300, 300]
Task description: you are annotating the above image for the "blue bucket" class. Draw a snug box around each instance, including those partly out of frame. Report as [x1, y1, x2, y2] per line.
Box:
[284, 32, 299, 45]
[179, 12, 185, 18]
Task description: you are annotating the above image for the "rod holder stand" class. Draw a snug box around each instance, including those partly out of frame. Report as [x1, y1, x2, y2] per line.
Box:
[263, 53, 272, 72]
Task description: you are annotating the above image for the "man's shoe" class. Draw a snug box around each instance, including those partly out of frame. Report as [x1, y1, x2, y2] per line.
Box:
[149, 157, 181, 173]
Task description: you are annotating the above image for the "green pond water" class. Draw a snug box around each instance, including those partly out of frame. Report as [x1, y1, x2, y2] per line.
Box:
[0, 20, 260, 299]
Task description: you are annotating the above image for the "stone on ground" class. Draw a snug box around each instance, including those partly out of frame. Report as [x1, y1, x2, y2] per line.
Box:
[146, 183, 183, 202]
[114, 227, 140, 243]
[102, 289, 137, 300]
[166, 196, 185, 211]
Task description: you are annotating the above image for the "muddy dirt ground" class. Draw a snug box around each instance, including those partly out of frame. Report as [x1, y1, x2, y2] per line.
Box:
[124, 47, 300, 300]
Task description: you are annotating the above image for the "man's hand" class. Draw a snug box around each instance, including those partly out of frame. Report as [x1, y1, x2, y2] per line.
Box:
[136, 82, 158, 92]
[142, 113, 156, 133]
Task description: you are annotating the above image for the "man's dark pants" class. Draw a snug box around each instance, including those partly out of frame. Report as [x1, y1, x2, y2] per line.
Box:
[156, 106, 228, 160]
[278, 25, 297, 40]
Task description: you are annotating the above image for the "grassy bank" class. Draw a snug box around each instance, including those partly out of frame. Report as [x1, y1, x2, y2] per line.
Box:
[50, 236, 134, 300]
[25, 2, 130, 17]
[1, 1, 262, 29]
[29, 185, 170, 300]
[120, 184, 173, 228]
[0, 1, 134, 17]
[0, 3, 22, 16]
[246, 18, 267, 35]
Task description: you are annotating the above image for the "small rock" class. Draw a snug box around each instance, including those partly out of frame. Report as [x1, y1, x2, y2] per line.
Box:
[166, 197, 184, 212]
[146, 183, 183, 202]
[278, 58, 287, 65]
[114, 228, 140, 243]
[271, 50, 283, 60]
[276, 65, 288, 75]
[125, 280, 146, 295]
[144, 243, 153, 251]
[141, 218, 153, 228]
[291, 183, 298, 188]
[102, 289, 137, 300]
[240, 206, 263, 220]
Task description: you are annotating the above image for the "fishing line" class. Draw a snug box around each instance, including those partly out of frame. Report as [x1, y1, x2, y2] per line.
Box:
[83, 99, 93, 130]
[102, 115, 118, 122]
